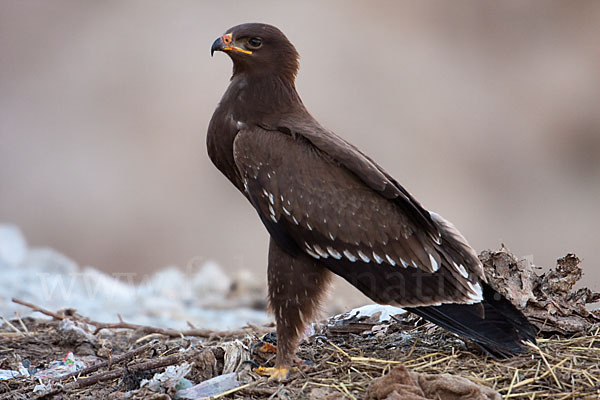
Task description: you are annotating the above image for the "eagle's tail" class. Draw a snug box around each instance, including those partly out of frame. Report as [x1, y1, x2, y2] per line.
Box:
[406, 282, 537, 358]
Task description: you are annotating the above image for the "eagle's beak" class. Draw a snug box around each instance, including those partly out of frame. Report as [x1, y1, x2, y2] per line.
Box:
[210, 36, 224, 56]
[211, 33, 252, 56]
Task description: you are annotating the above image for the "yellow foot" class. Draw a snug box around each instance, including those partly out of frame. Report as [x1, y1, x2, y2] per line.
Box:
[254, 366, 291, 381]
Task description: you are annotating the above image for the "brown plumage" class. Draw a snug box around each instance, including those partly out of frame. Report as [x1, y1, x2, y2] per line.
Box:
[208, 23, 536, 379]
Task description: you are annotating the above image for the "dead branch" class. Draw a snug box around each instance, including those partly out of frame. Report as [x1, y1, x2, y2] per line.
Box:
[64, 348, 206, 390]
[11, 297, 273, 339]
[53, 339, 160, 381]
[86, 320, 271, 338]
[11, 298, 65, 320]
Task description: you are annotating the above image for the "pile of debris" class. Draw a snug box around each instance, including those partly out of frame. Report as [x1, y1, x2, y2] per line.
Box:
[1, 249, 599, 399]
[0, 224, 269, 332]
[482, 248, 600, 335]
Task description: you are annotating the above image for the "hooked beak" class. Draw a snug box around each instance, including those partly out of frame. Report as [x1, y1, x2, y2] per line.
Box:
[211, 33, 252, 56]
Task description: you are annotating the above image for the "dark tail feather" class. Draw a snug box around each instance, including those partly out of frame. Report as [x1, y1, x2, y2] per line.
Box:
[406, 282, 537, 358]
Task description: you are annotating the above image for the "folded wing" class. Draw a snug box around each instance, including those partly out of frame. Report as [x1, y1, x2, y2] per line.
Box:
[233, 125, 484, 307]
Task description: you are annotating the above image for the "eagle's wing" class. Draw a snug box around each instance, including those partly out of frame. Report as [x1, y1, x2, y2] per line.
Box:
[233, 125, 484, 307]
[260, 114, 440, 239]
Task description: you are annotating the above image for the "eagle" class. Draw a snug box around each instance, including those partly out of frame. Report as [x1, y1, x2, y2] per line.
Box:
[207, 23, 536, 380]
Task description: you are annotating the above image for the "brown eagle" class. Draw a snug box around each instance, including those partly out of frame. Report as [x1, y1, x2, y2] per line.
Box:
[208, 23, 536, 379]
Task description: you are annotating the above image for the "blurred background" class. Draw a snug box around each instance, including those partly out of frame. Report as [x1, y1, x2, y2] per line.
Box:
[1, 1, 599, 311]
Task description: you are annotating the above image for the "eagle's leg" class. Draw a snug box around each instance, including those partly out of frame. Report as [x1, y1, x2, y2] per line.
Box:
[256, 238, 331, 380]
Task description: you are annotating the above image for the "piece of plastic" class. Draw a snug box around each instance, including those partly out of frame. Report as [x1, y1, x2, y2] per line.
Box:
[33, 352, 86, 379]
[140, 362, 192, 391]
[0, 369, 22, 380]
[175, 372, 241, 399]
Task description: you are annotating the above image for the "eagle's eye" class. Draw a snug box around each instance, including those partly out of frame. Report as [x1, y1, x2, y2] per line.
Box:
[247, 37, 263, 49]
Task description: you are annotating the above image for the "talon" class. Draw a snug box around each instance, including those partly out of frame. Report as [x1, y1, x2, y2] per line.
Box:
[254, 366, 291, 381]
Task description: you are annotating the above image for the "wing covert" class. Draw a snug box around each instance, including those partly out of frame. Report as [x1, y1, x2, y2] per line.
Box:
[233, 126, 483, 307]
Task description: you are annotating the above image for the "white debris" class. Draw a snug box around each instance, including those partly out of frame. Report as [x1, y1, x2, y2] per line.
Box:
[0, 224, 27, 266]
[33, 352, 86, 379]
[221, 340, 251, 374]
[0, 224, 270, 331]
[192, 260, 232, 295]
[33, 384, 48, 392]
[57, 319, 97, 344]
[333, 304, 406, 323]
[175, 372, 242, 400]
[140, 362, 192, 391]
[140, 266, 190, 300]
[0, 369, 23, 380]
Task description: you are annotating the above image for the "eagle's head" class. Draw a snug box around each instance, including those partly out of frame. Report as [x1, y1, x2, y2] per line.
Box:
[211, 23, 299, 82]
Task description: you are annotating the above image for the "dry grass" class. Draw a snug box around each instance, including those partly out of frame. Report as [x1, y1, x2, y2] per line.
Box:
[281, 319, 600, 399]
[1, 306, 598, 399]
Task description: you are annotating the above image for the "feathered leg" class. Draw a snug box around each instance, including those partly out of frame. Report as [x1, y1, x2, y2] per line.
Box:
[256, 238, 331, 380]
